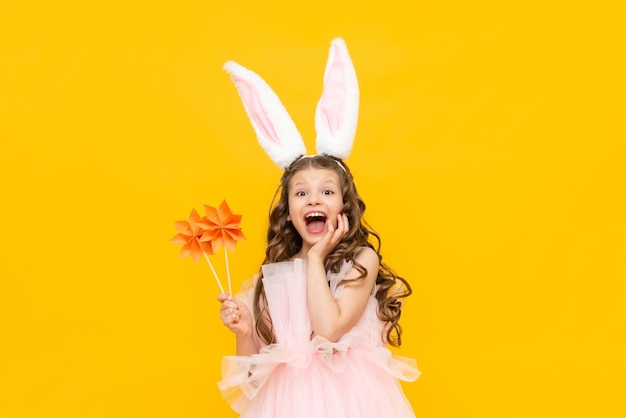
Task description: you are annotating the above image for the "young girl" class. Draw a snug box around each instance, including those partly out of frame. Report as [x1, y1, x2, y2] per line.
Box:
[217, 39, 420, 418]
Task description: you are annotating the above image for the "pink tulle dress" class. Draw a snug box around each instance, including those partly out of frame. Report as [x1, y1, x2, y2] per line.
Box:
[218, 258, 420, 418]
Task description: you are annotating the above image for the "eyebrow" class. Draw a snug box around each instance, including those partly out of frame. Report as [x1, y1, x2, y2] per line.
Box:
[291, 180, 338, 188]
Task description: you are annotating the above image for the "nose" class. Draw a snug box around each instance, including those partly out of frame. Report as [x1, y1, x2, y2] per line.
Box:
[307, 195, 321, 206]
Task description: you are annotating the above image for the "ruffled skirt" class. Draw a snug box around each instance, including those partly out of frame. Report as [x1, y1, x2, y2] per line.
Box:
[218, 259, 420, 418]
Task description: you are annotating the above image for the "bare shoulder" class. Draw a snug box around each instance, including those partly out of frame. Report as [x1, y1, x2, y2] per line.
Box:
[354, 246, 380, 275]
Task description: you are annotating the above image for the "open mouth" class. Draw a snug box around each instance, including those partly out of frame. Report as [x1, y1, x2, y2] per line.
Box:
[305, 212, 327, 233]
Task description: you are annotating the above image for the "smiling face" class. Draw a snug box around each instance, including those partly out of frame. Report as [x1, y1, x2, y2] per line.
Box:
[286, 167, 344, 255]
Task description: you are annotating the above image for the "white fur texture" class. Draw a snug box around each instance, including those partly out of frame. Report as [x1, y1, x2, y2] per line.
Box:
[223, 38, 359, 168]
[223, 61, 306, 169]
[314, 38, 359, 159]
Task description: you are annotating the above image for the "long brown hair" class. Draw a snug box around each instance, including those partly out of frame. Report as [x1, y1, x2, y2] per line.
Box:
[253, 154, 412, 347]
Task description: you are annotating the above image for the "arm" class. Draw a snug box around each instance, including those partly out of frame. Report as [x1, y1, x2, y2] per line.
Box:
[217, 293, 258, 356]
[307, 248, 378, 342]
[306, 214, 379, 342]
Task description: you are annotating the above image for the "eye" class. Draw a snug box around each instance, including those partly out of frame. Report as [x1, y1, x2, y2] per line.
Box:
[322, 189, 334, 196]
[295, 191, 307, 197]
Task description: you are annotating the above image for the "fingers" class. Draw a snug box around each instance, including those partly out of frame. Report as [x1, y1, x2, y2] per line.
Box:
[328, 214, 347, 246]
[223, 309, 240, 325]
[220, 300, 242, 327]
[217, 292, 231, 303]
[331, 213, 349, 243]
[307, 213, 350, 258]
[219, 293, 240, 324]
[338, 213, 349, 235]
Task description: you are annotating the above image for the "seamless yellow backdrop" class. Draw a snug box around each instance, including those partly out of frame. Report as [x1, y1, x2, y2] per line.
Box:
[1, 1, 624, 417]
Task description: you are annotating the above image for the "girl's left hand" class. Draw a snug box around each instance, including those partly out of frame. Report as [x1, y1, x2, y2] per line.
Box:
[308, 213, 349, 259]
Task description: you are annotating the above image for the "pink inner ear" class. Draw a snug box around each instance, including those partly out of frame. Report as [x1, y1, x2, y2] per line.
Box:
[319, 46, 346, 135]
[235, 77, 280, 145]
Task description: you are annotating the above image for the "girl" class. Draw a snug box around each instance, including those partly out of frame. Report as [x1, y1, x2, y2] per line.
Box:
[217, 39, 420, 418]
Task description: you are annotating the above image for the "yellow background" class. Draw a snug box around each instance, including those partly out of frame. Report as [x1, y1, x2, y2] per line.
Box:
[1, 1, 624, 417]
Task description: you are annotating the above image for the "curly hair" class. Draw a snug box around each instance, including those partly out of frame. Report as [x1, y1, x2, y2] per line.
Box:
[252, 154, 412, 347]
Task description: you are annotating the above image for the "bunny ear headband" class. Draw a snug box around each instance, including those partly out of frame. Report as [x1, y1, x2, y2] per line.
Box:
[223, 38, 359, 169]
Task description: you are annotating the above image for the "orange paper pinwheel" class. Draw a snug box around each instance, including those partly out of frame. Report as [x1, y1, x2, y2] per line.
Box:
[198, 200, 246, 253]
[170, 208, 215, 264]
[197, 200, 245, 294]
[170, 200, 245, 295]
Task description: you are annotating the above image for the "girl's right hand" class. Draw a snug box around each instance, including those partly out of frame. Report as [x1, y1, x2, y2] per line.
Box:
[217, 293, 253, 337]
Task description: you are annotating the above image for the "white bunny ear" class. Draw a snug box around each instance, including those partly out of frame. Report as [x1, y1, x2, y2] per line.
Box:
[223, 61, 307, 169]
[314, 38, 360, 160]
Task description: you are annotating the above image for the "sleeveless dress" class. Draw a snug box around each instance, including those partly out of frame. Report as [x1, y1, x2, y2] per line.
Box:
[218, 258, 420, 418]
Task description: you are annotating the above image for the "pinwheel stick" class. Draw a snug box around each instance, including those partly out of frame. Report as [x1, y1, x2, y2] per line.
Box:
[203, 252, 225, 294]
[224, 250, 232, 295]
